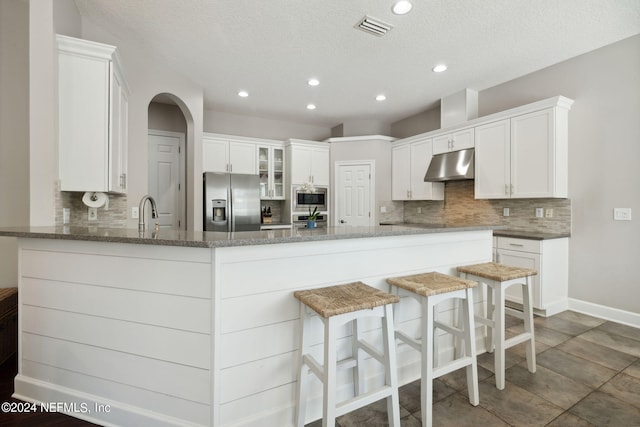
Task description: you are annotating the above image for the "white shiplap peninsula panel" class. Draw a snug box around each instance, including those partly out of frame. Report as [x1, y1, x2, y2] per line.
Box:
[214, 230, 492, 427]
[15, 239, 213, 427]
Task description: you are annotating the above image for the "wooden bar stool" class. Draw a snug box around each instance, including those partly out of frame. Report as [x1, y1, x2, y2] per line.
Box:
[386, 272, 479, 427]
[294, 281, 401, 427]
[457, 262, 537, 390]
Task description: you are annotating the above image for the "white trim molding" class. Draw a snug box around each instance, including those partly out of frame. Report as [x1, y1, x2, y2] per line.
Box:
[568, 298, 640, 329]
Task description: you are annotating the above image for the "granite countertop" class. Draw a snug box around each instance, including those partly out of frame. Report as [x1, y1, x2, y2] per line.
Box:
[493, 229, 570, 240]
[379, 222, 569, 241]
[0, 224, 500, 249]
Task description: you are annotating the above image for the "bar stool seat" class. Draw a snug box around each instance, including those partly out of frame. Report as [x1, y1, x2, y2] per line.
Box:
[294, 281, 401, 427]
[457, 262, 537, 390]
[386, 272, 479, 427]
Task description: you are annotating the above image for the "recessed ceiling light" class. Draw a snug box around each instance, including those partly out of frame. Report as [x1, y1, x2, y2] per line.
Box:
[392, 1, 413, 15]
[432, 64, 447, 73]
[376, 94, 387, 101]
[238, 90, 249, 97]
[306, 104, 316, 110]
[308, 78, 320, 86]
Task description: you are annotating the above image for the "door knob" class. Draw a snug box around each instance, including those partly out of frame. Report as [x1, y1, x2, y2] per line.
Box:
[340, 219, 346, 224]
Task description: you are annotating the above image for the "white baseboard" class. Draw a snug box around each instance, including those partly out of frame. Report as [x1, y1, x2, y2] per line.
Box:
[568, 298, 640, 329]
[13, 375, 203, 427]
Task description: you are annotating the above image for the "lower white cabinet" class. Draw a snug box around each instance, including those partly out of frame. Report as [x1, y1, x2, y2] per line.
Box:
[494, 236, 568, 316]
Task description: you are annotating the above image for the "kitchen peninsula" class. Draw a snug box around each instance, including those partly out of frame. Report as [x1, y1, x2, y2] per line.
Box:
[0, 224, 496, 427]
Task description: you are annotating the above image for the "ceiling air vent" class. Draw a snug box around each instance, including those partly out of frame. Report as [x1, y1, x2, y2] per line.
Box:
[356, 16, 393, 37]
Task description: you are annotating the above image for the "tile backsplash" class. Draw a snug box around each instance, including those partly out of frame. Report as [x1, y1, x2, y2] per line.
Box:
[56, 188, 128, 228]
[380, 180, 571, 234]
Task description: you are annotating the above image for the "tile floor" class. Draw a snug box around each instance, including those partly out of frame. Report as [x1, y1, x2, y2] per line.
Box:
[308, 310, 640, 426]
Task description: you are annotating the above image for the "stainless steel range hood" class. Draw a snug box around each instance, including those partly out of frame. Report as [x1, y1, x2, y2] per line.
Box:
[424, 148, 475, 182]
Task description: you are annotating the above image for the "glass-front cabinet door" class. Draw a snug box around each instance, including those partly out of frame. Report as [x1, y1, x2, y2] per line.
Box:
[272, 147, 284, 198]
[258, 145, 285, 200]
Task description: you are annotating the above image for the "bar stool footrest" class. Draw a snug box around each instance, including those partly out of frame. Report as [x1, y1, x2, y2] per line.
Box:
[432, 356, 475, 379]
[504, 332, 533, 349]
[336, 385, 396, 417]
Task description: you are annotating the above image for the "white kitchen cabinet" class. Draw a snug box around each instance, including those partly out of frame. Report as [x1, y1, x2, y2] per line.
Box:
[432, 128, 474, 154]
[474, 119, 510, 198]
[494, 236, 569, 316]
[202, 134, 256, 174]
[57, 35, 129, 193]
[475, 104, 570, 199]
[286, 140, 330, 186]
[392, 139, 444, 201]
[258, 144, 285, 199]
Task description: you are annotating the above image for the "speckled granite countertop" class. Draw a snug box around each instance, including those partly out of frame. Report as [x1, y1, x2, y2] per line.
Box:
[0, 224, 500, 248]
[493, 229, 570, 240]
[379, 222, 569, 241]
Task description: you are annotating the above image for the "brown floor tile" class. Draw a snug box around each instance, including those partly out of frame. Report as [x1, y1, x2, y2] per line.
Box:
[536, 348, 618, 388]
[569, 390, 640, 426]
[506, 332, 551, 359]
[336, 398, 410, 427]
[623, 359, 640, 379]
[552, 310, 606, 328]
[505, 363, 592, 410]
[596, 321, 640, 342]
[398, 378, 456, 414]
[431, 392, 510, 427]
[600, 372, 640, 410]
[438, 363, 493, 392]
[578, 328, 640, 357]
[533, 315, 594, 336]
[475, 379, 563, 426]
[546, 411, 597, 426]
[477, 348, 524, 375]
[557, 336, 637, 370]
[508, 324, 572, 347]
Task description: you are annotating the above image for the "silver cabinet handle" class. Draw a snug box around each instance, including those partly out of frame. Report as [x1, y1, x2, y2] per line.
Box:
[509, 243, 525, 247]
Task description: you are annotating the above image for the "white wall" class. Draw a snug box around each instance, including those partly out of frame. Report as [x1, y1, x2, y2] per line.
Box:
[148, 102, 187, 134]
[0, 0, 30, 286]
[203, 109, 330, 141]
[478, 35, 640, 316]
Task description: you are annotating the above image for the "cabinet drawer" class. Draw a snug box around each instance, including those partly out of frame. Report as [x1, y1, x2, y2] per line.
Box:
[496, 237, 540, 253]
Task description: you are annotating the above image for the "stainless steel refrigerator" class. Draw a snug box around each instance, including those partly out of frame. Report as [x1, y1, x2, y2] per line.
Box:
[203, 172, 261, 232]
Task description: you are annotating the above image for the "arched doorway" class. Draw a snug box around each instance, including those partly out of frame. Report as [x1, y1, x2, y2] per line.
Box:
[147, 93, 188, 230]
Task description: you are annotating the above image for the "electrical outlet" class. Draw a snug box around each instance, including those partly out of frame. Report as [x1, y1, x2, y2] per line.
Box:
[545, 208, 554, 218]
[535, 208, 544, 218]
[88, 207, 98, 221]
[132, 207, 139, 219]
[503, 207, 510, 217]
[380, 206, 387, 213]
[62, 208, 70, 224]
[417, 207, 422, 214]
[614, 208, 632, 221]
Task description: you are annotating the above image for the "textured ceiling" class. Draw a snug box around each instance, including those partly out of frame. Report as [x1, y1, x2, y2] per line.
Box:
[74, 0, 640, 128]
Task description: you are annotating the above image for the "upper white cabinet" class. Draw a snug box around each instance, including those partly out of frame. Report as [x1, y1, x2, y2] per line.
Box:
[258, 144, 285, 199]
[202, 134, 256, 174]
[392, 139, 444, 201]
[286, 140, 330, 186]
[475, 99, 571, 199]
[432, 128, 474, 154]
[57, 35, 130, 193]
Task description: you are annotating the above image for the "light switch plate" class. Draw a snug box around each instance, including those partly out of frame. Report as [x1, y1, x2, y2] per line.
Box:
[535, 208, 544, 218]
[614, 208, 632, 221]
[132, 207, 139, 219]
[88, 207, 98, 221]
[503, 207, 510, 217]
[62, 208, 70, 224]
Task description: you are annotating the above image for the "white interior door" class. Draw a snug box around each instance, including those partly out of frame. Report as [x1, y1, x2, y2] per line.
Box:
[148, 130, 185, 230]
[336, 162, 373, 227]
